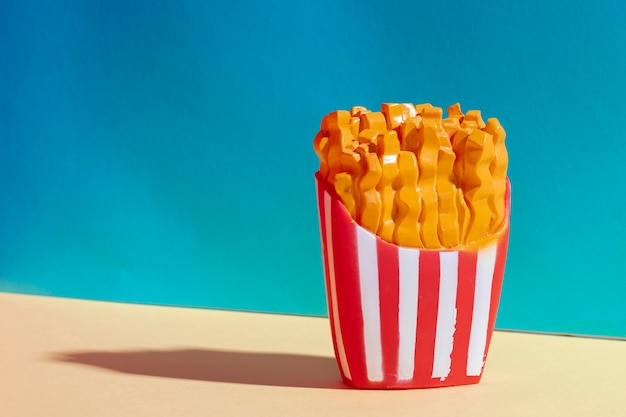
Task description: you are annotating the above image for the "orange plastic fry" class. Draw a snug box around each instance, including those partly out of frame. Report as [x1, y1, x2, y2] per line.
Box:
[321, 110, 351, 131]
[456, 187, 470, 244]
[339, 150, 361, 177]
[414, 103, 433, 115]
[423, 106, 443, 120]
[442, 117, 461, 139]
[350, 116, 361, 140]
[358, 129, 379, 145]
[416, 118, 442, 249]
[376, 131, 401, 242]
[451, 126, 471, 191]
[327, 127, 355, 181]
[393, 151, 422, 247]
[435, 124, 460, 248]
[334, 172, 357, 218]
[399, 116, 422, 153]
[332, 151, 362, 218]
[447, 103, 463, 121]
[313, 131, 329, 178]
[360, 111, 387, 134]
[464, 110, 486, 129]
[381, 103, 418, 130]
[460, 120, 478, 130]
[355, 147, 382, 234]
[463, 129, 496, 244]
[350, 106, 369, 117]
[484, 118, 508, 231]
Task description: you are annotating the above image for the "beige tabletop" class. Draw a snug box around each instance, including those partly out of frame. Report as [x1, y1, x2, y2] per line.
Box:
[1, 292, 625, 416]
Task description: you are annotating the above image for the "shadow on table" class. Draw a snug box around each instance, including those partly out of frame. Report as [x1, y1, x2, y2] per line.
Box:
[50, 348, 346, 389]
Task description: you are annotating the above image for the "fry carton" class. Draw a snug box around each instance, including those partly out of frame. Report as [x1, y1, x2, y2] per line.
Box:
[314, 103, 510, 389]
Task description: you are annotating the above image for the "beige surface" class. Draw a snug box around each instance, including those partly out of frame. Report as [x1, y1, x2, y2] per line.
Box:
[1, 293, 625, 416]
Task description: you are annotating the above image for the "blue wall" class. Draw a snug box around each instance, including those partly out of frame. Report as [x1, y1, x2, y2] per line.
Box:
[2, 0, 625, 337]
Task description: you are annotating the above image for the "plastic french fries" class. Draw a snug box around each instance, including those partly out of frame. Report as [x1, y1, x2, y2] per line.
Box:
[322, 110, 351, 131]
[313, 102, 508, 249]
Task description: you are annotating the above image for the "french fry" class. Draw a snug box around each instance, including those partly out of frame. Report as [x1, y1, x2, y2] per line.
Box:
[350, 106, 369, 117]
[456, 187, 471, 244]
[423, 106, 443, 120]
[414, 102, 433, 115]
[442, 116, 461, 140]
[355, 147, 383, 235]
[350, 116, 361, 140]
[447, 103, 463, 121]
[313, 131, 330, 178]
[358, 129, 379, 147]
[376, 131, 401, 242]
[484, 118, 508, 230]
[393, 151, 422, 247]
[327, 127, 355, 181]
[446, 104, 471, 244]
[334, 172, 357, 218]
[339, 150, 361, 177]
[331, 150, 362, 218]
[321, 110, 351, 131]
[464, 109, 486, 129]
[360, 111, 387, 133]
[463, 129, 496, 244]
[416, 117, 442, 249]
[381, 103, 418, 131]
[451, 126, 471, 193]
[399, 116, 422, 155]
[435, 121, 461, 248]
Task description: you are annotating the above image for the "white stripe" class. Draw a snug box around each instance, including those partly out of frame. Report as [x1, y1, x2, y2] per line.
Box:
[467, 242, 498, 376]
[324, 191, 352, 380]
[397, 247, 420, 381]
[356, 227, 383, 382]
[432, 251, 459, 379]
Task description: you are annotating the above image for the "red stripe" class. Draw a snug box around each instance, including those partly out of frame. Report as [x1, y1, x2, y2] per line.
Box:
[315, 175, 341, 373]
[413, 250, 440, 382]
[376, 240, 400, 382]
[484, 182, 511, 360]
[449, 250, 477, 378]
[484, 228, 509, 358]
[329, 185, 368, 385]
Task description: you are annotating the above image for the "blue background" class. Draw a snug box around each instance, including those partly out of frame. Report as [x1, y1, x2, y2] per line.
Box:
[1, 0, 625, 337]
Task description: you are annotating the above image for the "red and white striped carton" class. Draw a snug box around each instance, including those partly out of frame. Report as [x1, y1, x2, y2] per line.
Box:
[315, 172, 510, 389]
